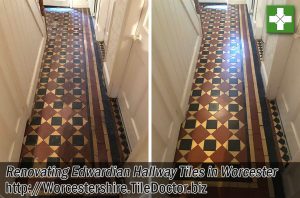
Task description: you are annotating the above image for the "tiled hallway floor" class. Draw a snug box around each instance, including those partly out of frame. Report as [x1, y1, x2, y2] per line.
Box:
[174, 4, 286, 197]
[20, 8, 124, 165]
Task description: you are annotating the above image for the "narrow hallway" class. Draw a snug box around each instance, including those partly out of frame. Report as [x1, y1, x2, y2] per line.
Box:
[20, 7, 122, 166]
[173, 3, 288, 197]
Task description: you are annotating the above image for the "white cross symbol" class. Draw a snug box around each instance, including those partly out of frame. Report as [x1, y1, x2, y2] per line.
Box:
[269, 8, 292, 30]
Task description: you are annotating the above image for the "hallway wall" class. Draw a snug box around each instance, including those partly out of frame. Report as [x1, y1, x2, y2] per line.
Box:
[0, 0, 46, 161]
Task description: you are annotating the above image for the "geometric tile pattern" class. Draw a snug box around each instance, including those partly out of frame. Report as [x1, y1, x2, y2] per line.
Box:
[269, 100, 290, 163]
[110, 98, 130, 161]
[20, 8, 109, 165]
[175, 4, 249, 163]
[256, 39, 264, 61]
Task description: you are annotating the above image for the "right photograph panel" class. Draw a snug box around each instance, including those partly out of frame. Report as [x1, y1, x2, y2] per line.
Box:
[152, 0, 294, 197]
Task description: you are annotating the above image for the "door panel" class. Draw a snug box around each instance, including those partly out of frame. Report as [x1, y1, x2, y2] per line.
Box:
[152, 0, 202, 162]
[277, 38, 300, 161]
[118, 0, 148, 150]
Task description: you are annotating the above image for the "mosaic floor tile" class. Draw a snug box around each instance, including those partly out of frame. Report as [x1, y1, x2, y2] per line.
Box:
[20, 8, 120, 165]
[269, 100, 291, 163]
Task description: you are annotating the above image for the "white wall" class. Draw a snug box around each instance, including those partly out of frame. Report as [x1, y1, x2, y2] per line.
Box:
[0, 0, 46, 161]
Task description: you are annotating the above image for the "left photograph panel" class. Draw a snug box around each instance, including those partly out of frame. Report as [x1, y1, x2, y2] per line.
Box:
[0, 0, 148, 164]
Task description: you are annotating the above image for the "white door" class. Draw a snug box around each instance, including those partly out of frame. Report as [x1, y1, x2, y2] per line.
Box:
[103, 0, 116, 45]
[118, 0, 148, 150]
[44, 0, 70, 7]
[152, 0, 202, 162]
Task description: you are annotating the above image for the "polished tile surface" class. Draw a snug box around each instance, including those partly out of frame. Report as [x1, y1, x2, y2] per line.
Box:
[20, 8, 120, 165]
[175, 5, 250, 163]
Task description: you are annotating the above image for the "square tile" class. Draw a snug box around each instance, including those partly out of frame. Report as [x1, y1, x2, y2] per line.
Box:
[38, 89, 47, 95]
[185, 120, 196, 129]
[56, 78, 65, 84]
[72, 117, 83, 126]
[31, 117, 41, 125]
[25, 135, 38, 145]
[211, 90, 220, 97]
[73, 88, 82, 95]
[212, 78, 221, 84]
[55, 89, 64, 96]
[192, 90, 202, 97]
[228, 120, 239, 129]
[53, 101, 63, 109]
[72, 102, 82, 110]
[189, 104, 199, 111]
[51, 117, 62, 125]
[208, 103, 219, 111]
[49, 135, 61, 146]
[213, 68, 221, 73]
[73, 135, 84, 146]
[204, 140, 216, 151]
[229, 90, 238, 97]
[197, 68, 206, 73]
[195, 78, 204, 84]
[228, 140, 240, 151]
[206, 120, 217, 129]
[229, 78, 238, 84]
[228, 104, 239, 112]
[35, 102, 45, 109]
[179, 139, 192, 150]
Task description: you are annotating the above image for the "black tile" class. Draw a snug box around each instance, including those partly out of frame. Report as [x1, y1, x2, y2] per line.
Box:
[195, 78, 204, 84]
[228, 140, 240, 151]
[59, 59, 66, 64]
[213, 67, 221, 73]
[25, 135, 38, 145]
[228, 104, 239, 112]
[179, 139, 193, 150]
[55, 89, 64, 96]
[56, 78, 65, 83]
[277, 131, 284, 137]
[31, 117, 41, 125]
[208, 103, 219, 111]
[73, 78, 81, 83]
[74, 59, 81, 64]
[73, 117, 83, 126]
[185, 120, 196, 129]
[282, 154, 290, 161]
[192, 90, 202, 97]
[198, 68, 206, 73]
[49, 135, 61, 146]
[73, 89, 82, 95]
[189, 104, 199, 111]
[73, 135, 84, 146]
[73, 68, 81, 74]
[53, 101, 63, 109]
[229, 90, 238, 97]
[212, 78, 221, 84]
[72, 102, 82, 110]
[230, 58, 237, 63]
[211, 90, 220, 97]
[35, 102, 44, 109]
[58, 68, 65, 73]
[229, 67, 237, 73]
[202, 51, 209, 55]
[40, 77, 48, 83]
[51, 117, 62, 126]
[216, 50, 223, 55]
[38, 89, 47, 95]
[278, 138, 285, 145]
[206, 120, 217, 129]
[228, 120, 239, 130]
[200, 59, 208, 63]
[204, 140, 216, 151]
[229, 78, 238, 84]
[215, 59, 223, 63]
[47, 157, 60, 167]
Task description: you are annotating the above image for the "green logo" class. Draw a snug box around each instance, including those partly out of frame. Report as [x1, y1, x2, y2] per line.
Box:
[266, 5, 294, 33]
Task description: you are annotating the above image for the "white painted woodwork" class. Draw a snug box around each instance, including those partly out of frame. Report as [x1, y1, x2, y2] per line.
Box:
[117, 0, 148, 151]
[152, 0, 202, 162]
[88, 0, 96, 16]
[94, 0, 116, 43]
[44, 0, 70, 7]
[199, 0, 227, 3]
[0, 0, 46, 162]
[276, 37, 300, 162]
